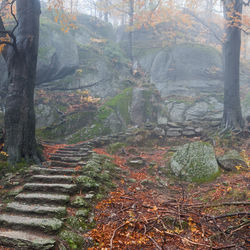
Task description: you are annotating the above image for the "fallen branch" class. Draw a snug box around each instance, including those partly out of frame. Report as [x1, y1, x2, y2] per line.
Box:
[206, 212, 250, 221]
[168, 201, 250, 208]
[212, 244, 236, 250]
[110, 222, 128, 250]
[225, 220, 250, 234]
[146, 235, 162, 250]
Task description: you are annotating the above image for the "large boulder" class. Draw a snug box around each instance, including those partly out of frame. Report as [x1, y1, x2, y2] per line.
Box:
[170, 141, 219, 182]
[37, 17, 79, 84]
[139, 43, 223, 97]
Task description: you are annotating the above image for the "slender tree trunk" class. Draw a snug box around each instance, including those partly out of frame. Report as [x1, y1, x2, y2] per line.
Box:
[4, 0, 41, 163]
[222, 0, 244, 129]
[128, 0, 134, 64]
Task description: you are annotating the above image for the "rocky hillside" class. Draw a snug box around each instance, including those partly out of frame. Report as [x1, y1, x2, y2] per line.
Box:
[0, 12, 250, 142]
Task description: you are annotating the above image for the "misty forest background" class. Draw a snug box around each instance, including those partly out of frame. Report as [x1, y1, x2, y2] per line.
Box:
[0, 0, 249, 249]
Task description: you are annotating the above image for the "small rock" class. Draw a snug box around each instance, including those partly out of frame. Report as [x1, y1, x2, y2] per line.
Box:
[167, 122, 182, 128]
[167, 130, 181, 137]
[127, 157, 146, 169]
[153, 127, 165, 138]
[210, 121, 221, 127]
[128, 178, 137, 183]
[217, 150, 248, 171]
[195, 127, 203, 134]
[182, 130, 196, 137]
[85, 193, 95, 199]
[141, 179, 155, 187]
[76, 209, 89, 218]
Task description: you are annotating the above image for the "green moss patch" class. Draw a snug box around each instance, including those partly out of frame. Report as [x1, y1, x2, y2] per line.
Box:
[106, 87, 133, 125]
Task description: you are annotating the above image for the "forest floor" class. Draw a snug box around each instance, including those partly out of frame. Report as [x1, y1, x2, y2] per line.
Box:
[0, 134, 249, 250]
[85, 136, 249, 250]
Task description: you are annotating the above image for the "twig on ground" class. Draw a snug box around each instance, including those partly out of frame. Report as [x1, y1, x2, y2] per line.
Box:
[110, 222, 128, 250]
[206, 212, 250, 221]
[212, 244, 236, 250]
[146, 235, 162, 250]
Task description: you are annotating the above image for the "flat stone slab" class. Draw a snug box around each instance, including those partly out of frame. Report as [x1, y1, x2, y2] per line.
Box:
[30, 166, 82, 176]
[0, 214, 62, 233]
[56, 148, 82, 152]
[16, 193, 70, 205]
[0, 229, 55, 249]
[7, 202, 67, 216]
[49, 156, 82, 163]
[50, 160, 77, 168]
[31, 175, 73, 184]
[24, 183, 77, 194]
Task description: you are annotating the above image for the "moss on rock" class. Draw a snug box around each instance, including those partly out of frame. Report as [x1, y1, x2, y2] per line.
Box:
[170, 141, 220, 183]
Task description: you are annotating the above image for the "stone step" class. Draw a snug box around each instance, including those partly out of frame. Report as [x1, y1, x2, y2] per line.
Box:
[31, 175, 73, 184]
[0, 214, 62, 234]
[49, 156, 82, 163]
[30, 166, 82, 176]
[50, 160, 77, 168]
[56, 148, 84, 152]
[63, 146, 91, 151]
[16, 192, 70, 205]
[6, 202, 67, 217]
[49, 152, 91, 158]
[49, 152, 90, 157]
[23, 183, 77, 194]
[0, 228, 55, 250]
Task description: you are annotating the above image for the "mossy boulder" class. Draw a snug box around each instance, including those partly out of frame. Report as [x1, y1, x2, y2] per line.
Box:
[217, 150, 248, 171]
[170, 141, 219, 183]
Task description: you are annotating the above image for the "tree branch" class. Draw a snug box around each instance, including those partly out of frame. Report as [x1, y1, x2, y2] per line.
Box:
[42, 78, 112, 91]
[243, 0, 250, 6]
[0, 0, 18, 52]
[183, 8, 223, 44]
[10, 0, 18, 35]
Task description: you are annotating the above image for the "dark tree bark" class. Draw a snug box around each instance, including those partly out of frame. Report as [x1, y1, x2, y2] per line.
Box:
[222, 0, 244, 129]
[1, 0, 41, 163]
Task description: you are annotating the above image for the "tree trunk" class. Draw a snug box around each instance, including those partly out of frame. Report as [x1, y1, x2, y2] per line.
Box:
[128, 0, 134, 64]
[4, 0, 41, 163]
[222, 0, 244, 129]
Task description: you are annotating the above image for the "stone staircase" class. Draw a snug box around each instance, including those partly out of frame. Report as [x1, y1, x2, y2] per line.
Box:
[0, 144, 93, 249]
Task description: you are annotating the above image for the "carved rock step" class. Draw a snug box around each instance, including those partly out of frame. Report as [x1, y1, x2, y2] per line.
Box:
[0, 214, 63, 234]
[56, 148, 85, 152]
[23, 183, 77, 194]
[31, 175, 74, 184]
[15, 192, 70, 205]
[7, 202, 67, 217]
[0, 229, 55, 250]
[50, 160, 78, 168]
[49, 152, 90, 158]
[63, 146, 91, 151]
[49, 156, 82, 163]
[30, 166, 82, 176]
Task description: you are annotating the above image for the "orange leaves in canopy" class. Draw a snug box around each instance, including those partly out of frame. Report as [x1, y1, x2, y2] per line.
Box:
[47, 0, 78, 32]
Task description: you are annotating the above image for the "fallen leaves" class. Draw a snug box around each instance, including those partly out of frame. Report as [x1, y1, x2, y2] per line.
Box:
[86, 145, 249, 249]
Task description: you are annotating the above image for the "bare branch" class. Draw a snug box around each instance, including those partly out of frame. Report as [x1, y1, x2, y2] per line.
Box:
[243, 0, 250, 6]
[0, 0, 18, 52]
[10, 0, 18, 35]
[41, 78, 112, 91]
[183, 8, 223, 44]
[145, 0, 161, 25]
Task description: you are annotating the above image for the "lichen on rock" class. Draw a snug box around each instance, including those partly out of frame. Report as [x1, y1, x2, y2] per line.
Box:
[170, 141, 219, 183]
